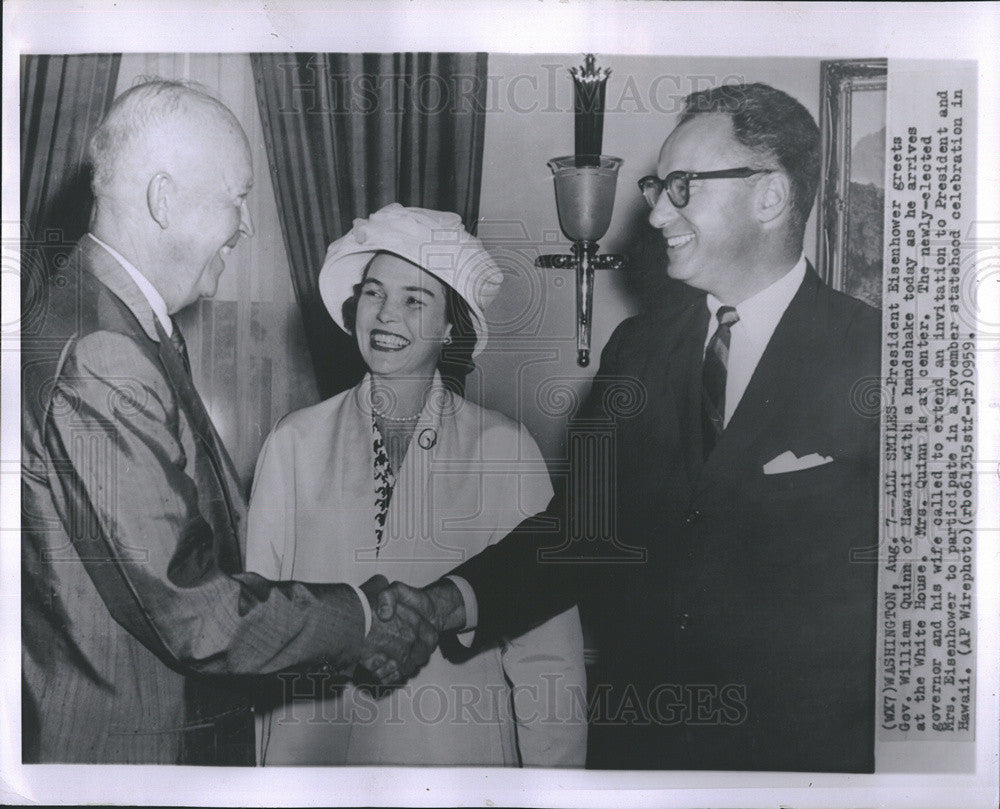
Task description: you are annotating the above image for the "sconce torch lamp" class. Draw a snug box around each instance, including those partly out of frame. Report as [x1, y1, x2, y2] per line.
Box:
[535, 55, 626, 367]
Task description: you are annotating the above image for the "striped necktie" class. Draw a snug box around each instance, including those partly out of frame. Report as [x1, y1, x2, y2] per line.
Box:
[701, 305, 739, 459]
[169, 318, 192, 377]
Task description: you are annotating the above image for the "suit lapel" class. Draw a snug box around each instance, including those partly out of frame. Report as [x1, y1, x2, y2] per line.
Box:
[695, 269, 821, 491]
[84, 235, 244, 523]
[679, 304, 711, 489]
[629, 298, 708, 496]
[154, 317, 246, 573]
[81, 235, 162, 343]
[85, 236, 249, 569]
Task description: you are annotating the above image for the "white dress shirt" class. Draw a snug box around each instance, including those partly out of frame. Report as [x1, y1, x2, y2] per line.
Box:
[704, 255, 807, 426]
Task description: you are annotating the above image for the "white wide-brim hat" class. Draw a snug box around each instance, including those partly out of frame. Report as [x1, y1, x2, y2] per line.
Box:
[318, 203, 504, 356]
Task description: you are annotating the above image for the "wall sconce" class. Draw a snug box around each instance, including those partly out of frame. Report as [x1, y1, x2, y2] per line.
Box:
[536, 156, 625, 367]
[535, 55, 625, 367]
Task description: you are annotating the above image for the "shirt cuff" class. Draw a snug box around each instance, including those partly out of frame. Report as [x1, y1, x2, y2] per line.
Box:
[351, 584, 372, 635]
[444, 574, 478, 635]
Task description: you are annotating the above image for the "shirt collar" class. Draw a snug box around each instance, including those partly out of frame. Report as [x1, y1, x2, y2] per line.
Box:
[87, 233, 173, 336]
[705, 255, 807, 338]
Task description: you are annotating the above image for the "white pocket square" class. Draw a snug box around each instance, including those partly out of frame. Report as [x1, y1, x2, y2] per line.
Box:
[762, 451, 833, 475]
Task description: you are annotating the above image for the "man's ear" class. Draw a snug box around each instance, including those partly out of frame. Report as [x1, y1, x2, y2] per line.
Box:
[146, 172, 173, 229]
[756, 171, 791, 225]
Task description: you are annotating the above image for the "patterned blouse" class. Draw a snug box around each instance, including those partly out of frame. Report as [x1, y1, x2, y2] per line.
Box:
[370, 412, 396, 557]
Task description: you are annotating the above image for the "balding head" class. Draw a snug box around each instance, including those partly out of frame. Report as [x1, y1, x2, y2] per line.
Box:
[88, 79, 255, 314]
[90, 79, 249, 203]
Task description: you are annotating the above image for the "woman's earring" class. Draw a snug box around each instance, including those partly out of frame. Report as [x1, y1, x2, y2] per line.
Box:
[443, 335, 453, 346]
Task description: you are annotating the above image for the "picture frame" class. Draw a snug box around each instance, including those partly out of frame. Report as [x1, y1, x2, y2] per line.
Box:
[816, 58, 888, 308]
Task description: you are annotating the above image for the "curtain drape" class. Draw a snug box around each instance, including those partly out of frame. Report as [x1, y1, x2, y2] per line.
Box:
[20, 54, 121, 245]
[250, 52, 488, 398]
[20, 54, 120, 341]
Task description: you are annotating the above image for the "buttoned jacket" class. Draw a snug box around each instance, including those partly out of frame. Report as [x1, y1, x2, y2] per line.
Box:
[451, 267, 881, 771]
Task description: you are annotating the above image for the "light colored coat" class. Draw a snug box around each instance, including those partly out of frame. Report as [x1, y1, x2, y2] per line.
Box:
[246, 374, 586, 766]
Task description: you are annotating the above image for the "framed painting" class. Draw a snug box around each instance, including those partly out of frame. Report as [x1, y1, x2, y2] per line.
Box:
[816, 58, 888, 308]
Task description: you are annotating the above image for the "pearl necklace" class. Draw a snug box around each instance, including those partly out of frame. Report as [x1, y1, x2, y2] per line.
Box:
[371, 402, 423, 422]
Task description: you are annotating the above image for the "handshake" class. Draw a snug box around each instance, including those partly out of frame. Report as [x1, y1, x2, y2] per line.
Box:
[356, 575, 467, 684]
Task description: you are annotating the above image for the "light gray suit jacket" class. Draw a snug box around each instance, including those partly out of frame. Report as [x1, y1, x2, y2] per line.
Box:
[22, 236, 365, 764]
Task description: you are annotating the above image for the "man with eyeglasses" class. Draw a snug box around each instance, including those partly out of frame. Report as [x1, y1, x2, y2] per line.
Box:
[381, 82, 881, 772]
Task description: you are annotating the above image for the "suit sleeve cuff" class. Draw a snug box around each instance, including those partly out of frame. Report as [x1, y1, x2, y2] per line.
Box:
[351, 584, 372, 635]
[444, 574, 477, 647]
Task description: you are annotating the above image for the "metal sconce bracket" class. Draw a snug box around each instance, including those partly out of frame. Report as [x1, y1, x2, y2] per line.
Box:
[536, 240, 626, 367]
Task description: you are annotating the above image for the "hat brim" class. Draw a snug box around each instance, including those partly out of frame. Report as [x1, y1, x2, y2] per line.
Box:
[318, 244, 490, 356]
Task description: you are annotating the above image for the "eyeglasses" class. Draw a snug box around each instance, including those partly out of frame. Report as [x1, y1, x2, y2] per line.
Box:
[637, 168, 774, 209]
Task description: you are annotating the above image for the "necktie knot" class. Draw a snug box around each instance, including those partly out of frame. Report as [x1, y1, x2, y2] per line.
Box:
[716, 305, 739, 328]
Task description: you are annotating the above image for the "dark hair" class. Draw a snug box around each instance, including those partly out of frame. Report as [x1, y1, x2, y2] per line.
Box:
[678, 82, 820, 235]
[340, 257, 477, 397]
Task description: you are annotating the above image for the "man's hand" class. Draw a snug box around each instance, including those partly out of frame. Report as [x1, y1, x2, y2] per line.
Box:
[357, 575, 438, 685]
[376, 578, 467, 635]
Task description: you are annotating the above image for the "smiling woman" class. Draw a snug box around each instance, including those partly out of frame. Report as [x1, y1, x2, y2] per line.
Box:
[353, 255, 454, 394]
[340, 253, 468, 473]
[244, 203, 588, 767]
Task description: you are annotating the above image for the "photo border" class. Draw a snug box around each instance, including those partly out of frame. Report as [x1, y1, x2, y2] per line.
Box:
[2, 3, 997, 807]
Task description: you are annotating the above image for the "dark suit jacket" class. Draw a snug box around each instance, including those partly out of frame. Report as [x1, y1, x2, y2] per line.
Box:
[21, 237, 366, 764]
[451, 267, 881, 772]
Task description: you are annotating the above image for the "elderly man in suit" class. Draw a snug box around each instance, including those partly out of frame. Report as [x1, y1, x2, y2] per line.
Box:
[382, 83, 881, 772]
[21, 79, 436, 765]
